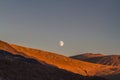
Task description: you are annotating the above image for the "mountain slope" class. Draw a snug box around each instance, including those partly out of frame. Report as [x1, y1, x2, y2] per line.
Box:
[71, 53, 120, 80]
[71, 53, 120, 66]
[10, 44, 112, 76]
[70, 53, 104, 60]
[0, 50, 85, 80]
[0, 40, 117, 78]
[85, 55, 120, 66]
[0, 50, 108, 80]
[0, 40, 18, 54]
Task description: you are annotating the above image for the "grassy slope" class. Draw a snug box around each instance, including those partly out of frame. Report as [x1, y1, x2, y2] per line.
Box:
[11, 44, 111, 76]
[0, 40, 113, 76]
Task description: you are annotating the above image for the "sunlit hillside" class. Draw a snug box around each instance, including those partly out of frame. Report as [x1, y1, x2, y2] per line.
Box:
[0, 40, 120, 80]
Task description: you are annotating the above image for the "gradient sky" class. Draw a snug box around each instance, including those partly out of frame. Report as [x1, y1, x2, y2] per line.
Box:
[0, 0, 120, 56]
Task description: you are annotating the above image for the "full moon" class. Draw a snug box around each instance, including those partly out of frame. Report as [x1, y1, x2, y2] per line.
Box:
[59, 41, 64, 46]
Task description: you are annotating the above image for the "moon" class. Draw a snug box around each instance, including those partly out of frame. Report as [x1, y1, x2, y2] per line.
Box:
[59, 41, 64, 46]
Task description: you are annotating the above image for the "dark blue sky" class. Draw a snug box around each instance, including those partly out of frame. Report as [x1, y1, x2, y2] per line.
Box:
[0, 0, 120, 56]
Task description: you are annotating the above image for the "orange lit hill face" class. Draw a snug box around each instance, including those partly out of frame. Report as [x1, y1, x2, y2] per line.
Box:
[10, 44, 99, 76]
[0, 40, 18, 54]
[0, 40, 120, 80]
[0, 45, 108, 80]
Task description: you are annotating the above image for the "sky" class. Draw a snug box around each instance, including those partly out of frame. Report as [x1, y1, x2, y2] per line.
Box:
[0, 0, 120, 56]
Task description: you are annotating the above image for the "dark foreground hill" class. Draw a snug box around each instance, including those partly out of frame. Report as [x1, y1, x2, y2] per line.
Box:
[0, 50, 107, 80]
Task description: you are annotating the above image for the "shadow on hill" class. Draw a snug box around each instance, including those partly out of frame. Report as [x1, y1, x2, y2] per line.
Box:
[0, 50, 107, 80]
[103, 73, 120, 80]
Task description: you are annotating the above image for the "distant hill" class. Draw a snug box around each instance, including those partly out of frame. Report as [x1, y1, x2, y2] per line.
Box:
[70, 53, 104, 60]
[71, 53, 120, 80]
[70, 53, 120, 66]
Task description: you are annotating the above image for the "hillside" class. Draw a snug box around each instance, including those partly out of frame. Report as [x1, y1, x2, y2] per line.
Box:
[0, 40, 119, 80]
[70, 53, 104, 60]
[0, 40, 18, 54]
[71, 53, 120, 80]
[10, 44, 112, 76]
[71, 53, 120, 66]
[1, 50, 102, 80]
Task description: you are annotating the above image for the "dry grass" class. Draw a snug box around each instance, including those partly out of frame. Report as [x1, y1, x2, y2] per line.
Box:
[10, 44, 111, 76]
[0, 40, 118, 78]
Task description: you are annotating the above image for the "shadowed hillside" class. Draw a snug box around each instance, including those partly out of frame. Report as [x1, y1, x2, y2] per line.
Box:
[103, 73, 120, 80]
[0, 50, 107, 80]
